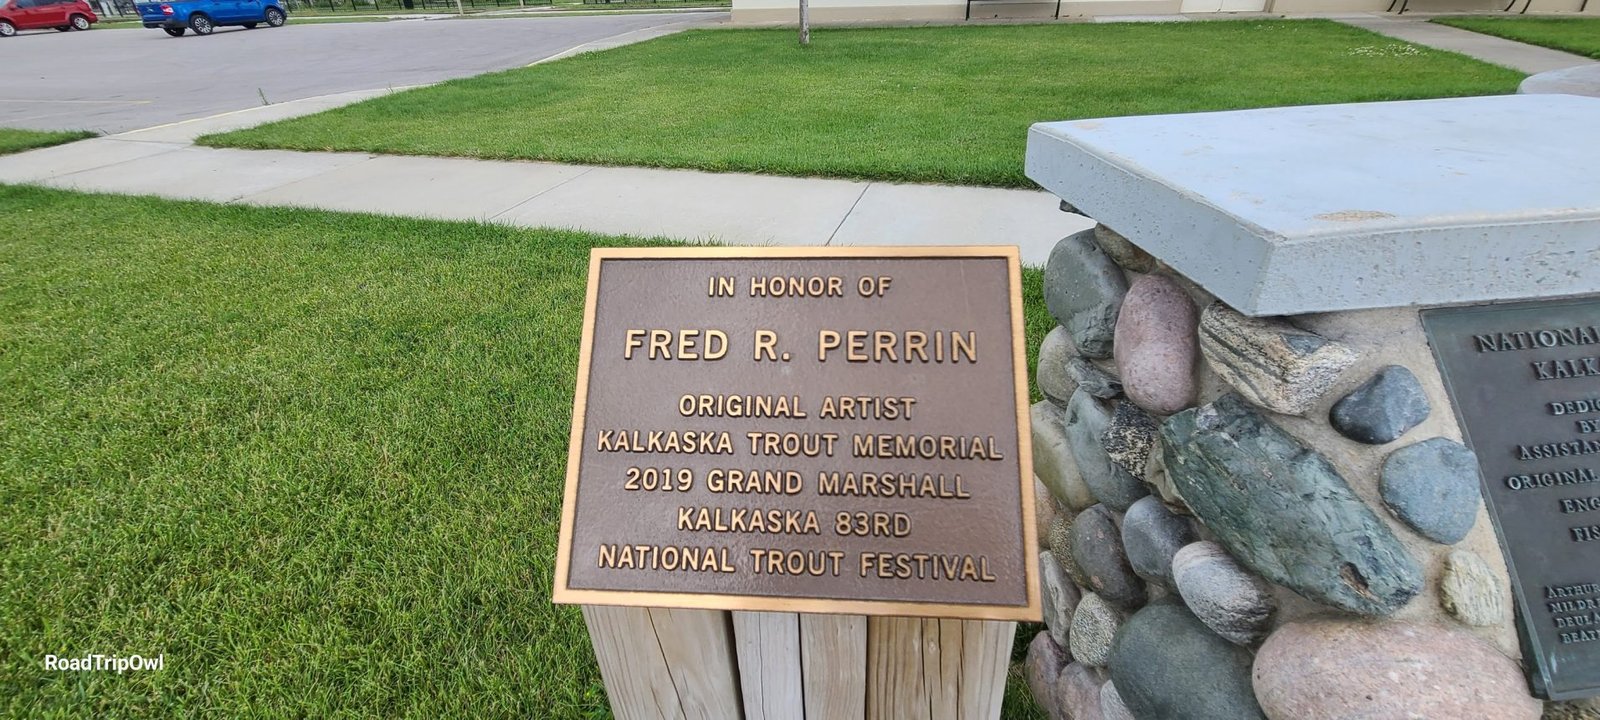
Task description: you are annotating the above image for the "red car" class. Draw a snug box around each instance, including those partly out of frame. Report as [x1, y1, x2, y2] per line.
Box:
[0, 0, 98, 36]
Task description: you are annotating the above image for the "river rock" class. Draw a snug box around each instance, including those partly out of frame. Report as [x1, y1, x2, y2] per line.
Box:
[1440, 549, 1504, 627]
[1041, 550, 1082, 647]
[1380, 437, 1480, 543]
[1114, 274, 1198, 415]
[1253, 620, 1542, 720]
[1039, 326, 1077, 407]
[1070, 593, 1125, 668]
[1094, 223, 1157, 273]
[1033, 401, 1097, 511]
[1161, 394, 1422, 616]
[1066, 390, 1149, 512]
[1172, 541, 1276, 646]
[1050, 514, 1092, 589]
[1054, 663, 1107, 720]
[1197, 303, 1357, 415]
[1102, 401, 1158, 479]
[1110, 600, 1266, 720]
[1071, 505, 1147, 609]
[1122, 495, 1196, 585]
[1044, 229, 1128, 359]
[1100, 681, 1135, 720]
[1035, 477, 1059, 546]
[1068, 357, 1124, 399]
[1143, 451, 1190, 512]
[1025, 631, 1069, 716]
[1330, 365, 1431, 445]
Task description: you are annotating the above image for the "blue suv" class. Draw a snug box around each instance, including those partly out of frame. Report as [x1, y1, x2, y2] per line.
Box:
[137, 0, 286, 36]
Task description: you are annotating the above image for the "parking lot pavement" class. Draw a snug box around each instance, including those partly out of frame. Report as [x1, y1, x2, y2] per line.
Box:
[0, 11, 725, 133]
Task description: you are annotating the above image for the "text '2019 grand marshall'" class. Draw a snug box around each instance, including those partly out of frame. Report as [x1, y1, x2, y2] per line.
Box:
[553, 247, 1041, 621]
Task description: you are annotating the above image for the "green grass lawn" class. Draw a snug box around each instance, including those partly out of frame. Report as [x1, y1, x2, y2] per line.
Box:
[0, 185, 1054, 718]
[199, 20, 1524, 188]
[1433, 15, 1600, 60]
[0, 129, 94, 155]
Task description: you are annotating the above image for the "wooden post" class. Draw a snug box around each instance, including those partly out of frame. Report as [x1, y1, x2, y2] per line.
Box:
[734, 612, 803, 720]
[586, 609, 1011, 720]
[582, 605, 744, 720]
[866, 617, 1015, 720]
[801, 614, 867, 720]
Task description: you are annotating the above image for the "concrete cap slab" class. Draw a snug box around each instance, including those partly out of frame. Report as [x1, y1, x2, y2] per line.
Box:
[1025, 94, 1600, 316]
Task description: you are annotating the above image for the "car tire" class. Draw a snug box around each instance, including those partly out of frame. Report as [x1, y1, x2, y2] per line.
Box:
[164, 26, 184, 36]
[242, 21, 256, 28]
[0, 20, 16, 37]
[187, 13, 213, 34]
[70, 14, 90, 29]
[264, 7, 284, 26]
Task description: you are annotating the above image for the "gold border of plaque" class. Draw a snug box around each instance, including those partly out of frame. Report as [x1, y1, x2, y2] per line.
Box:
[552, 246, 1040, 621]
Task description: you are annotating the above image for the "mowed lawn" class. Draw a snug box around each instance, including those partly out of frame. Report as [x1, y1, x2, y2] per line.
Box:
[0, 185, 1054, 718]
[199, 20, 1525, 187]
[1433, 16, 1600, 60]
[0, 129, 94, 155]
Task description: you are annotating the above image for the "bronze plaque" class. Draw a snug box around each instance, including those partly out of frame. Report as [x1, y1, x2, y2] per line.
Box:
[1424, 298, 1600, 701]
[552, 247, 1040, 621]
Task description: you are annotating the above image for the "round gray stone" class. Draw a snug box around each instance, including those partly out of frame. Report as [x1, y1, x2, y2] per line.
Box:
[1068, 356, 1124, 399]
[1109, 600, 1266, 720]
[1100, 680, 1136, 720]
[1066, 390, 1149, 512]
[1044, 229, 1129, 359]
[1070, 593, 1125, 668]
[1380, 437, 1480, 544]
[1094, 223, 1156, 273]
[1171, 541, 1276, 646]
[1330, 365, 1432, 445]
[1041, 550, 1083, 648]
[1440, 549, 1504, 627]
[1053, 663, 1107, 720]
[1034, 400, 1098, 511]
[1121, 495, 1197, 585]
[1038, 326, 1077, 407]
[1050, 513, 1092, 589]
[1070, 504, 1147, 609]
[1025, 631, 1069, 718]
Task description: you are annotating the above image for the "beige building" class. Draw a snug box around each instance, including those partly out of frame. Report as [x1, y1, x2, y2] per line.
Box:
[733, 0, 1593, 24]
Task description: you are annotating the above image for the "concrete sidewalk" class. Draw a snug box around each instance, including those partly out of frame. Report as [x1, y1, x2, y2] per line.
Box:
[0, 92, 1089, 264]
[1333, 13, 1596, 74]
[5, 10, 1588, 263]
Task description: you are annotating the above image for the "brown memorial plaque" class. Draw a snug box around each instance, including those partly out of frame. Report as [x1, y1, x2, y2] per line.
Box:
[1424, 298, 1600, 700]
[552, 247, 1040, 621]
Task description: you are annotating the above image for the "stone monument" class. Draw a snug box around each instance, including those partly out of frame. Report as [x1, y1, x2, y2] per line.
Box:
[1020, 94, 1600, 719]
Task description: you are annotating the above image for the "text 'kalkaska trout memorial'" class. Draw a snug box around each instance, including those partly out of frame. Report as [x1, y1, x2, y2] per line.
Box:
[554, 247, 1040, 621]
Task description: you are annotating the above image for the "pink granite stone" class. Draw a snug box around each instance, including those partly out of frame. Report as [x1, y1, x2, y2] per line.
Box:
[1113, 275, 1198, 416]
[1253, 620, 1541, 720]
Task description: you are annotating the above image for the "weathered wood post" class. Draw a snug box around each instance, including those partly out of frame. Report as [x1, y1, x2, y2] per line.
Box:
[554, 247, 1040, 719]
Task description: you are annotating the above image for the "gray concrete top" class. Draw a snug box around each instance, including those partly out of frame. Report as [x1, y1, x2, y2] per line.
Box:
[1025, 94, 1600, 317]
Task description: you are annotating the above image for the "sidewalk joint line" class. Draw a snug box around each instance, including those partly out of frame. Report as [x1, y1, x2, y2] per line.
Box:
[825, 183, 871, 246]
[31, 145, 188, 182]
[487, 166, 598, 221]
[227, 155, 385, 205]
